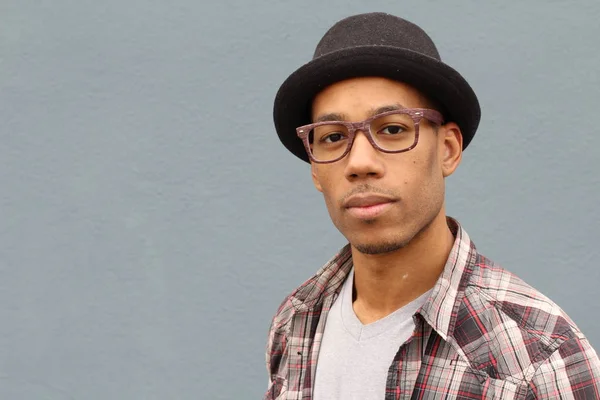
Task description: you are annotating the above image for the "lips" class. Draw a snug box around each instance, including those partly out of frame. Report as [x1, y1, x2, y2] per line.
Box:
[343, 194, 396, 219]
[344, 194, 396, 208]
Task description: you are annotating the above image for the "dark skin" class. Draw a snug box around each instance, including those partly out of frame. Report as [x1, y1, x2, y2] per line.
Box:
[310, 77, 463, 325]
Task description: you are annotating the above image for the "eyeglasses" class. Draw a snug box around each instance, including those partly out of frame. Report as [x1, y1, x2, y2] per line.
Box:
[296, 108, 444, 163]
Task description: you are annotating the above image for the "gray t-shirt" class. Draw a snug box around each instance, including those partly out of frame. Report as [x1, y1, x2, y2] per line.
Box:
[313, 267, 431, 400]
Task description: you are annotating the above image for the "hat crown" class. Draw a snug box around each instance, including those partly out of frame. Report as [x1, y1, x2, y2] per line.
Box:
[313, 12, 441, 61]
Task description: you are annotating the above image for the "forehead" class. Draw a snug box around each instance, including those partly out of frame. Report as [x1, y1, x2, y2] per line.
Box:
[311, 77, 429, 120]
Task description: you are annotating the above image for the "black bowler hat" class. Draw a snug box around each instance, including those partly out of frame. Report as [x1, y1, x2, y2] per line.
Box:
[273, 12, 481, 163]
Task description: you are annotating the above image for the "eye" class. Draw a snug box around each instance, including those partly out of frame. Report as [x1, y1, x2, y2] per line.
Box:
[379, 125, 405, 135]
[321, 132, 347, 143]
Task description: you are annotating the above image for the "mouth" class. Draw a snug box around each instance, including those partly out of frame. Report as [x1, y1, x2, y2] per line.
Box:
[343, 194, 397, 220]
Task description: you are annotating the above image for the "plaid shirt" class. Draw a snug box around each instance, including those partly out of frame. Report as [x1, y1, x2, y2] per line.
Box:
[264, 218, 600, 399]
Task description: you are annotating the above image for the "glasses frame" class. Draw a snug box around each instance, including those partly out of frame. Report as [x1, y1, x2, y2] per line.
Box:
[296, 108, 444, 164]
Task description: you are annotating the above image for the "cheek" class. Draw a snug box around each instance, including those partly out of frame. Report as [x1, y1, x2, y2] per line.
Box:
[313, 168, 341, 207]
[414, 141, 442, 177]
[401, 152, 442, 197]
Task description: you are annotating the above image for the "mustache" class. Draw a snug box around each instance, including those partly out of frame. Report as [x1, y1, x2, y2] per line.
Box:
[340, 184, 398, 204]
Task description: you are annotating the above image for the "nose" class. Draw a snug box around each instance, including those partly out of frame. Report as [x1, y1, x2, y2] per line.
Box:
[344, 130, 385, 180]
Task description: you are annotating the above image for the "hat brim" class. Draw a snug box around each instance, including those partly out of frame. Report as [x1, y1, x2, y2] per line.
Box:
[273, 45, 481, 163]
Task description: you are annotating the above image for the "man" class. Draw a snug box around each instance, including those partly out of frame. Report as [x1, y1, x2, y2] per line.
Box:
[265, 12, 600, 400]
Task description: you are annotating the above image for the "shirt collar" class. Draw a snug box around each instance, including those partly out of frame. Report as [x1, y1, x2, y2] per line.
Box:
[288, 217, 477, 339]
[417, 217, 478, 340]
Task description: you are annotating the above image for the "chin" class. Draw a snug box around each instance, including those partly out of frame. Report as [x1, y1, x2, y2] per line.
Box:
[348, 229, 414, 255]
[344, 221, 422, 255]
[353, 240, 409, 255]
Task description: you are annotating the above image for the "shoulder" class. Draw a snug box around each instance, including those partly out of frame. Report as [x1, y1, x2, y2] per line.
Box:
[264, 248, 353, 381]
[466, 252, 578, 335]
[264, 292, 295, 384]
[266, 245, 354, 342]
[268, 292, 297, 336]
[452, 252, 596, 383]
[265, 269, 324, 341]
[263, 270, 324, 379]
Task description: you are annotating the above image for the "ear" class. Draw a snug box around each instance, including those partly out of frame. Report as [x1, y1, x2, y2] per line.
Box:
[311, 162, 324, 193]
[439, 122, 463, 178]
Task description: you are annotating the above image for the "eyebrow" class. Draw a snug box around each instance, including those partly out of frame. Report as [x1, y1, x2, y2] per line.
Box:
[313, 103, 407, 123]
[314, 112, 347, 123]
[367, 103, 406, 117]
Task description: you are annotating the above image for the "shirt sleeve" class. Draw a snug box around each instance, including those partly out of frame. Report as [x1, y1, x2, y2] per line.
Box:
[265, 297, 292, 384]
[528, 333, 600, 399]
[265, 316, 276, 385]
[264, 310, 290, 399]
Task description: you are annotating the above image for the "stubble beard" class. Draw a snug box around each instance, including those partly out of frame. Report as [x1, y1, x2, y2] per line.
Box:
[349, 209, 439, 255]
[354, 240, 408, 255]
[326, 180, 445, 256]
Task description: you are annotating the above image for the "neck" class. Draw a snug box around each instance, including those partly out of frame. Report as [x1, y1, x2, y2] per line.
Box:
[350, 211, 455, 324]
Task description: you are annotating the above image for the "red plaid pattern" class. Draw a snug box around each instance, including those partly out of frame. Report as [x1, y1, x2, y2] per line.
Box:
[264, 218, 600, 399]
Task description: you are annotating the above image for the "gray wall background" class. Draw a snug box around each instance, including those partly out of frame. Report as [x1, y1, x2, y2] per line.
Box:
[1, 0, 599, 398]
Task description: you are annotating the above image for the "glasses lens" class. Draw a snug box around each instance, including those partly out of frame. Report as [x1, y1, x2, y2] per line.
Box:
[369, 112, 416, 151]
[309, 123, 350, 162]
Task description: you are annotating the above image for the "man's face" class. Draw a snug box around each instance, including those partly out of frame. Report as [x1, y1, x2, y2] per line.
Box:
[310, 77, 462, 255]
